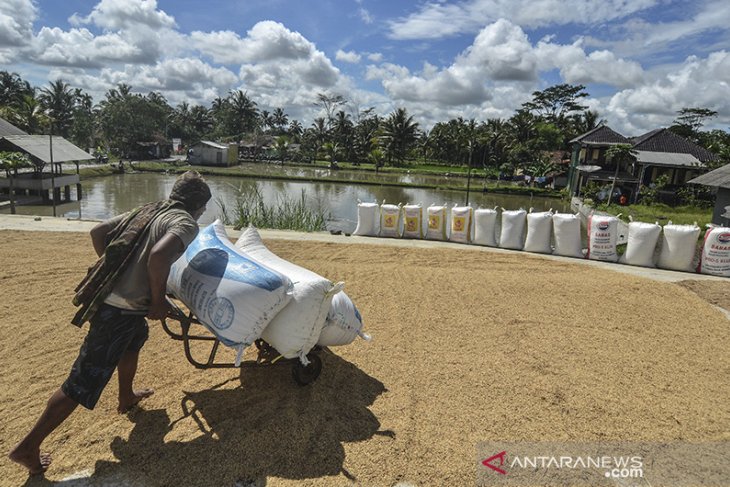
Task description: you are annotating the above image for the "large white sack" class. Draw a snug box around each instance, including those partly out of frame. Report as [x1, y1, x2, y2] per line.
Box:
[235, 227, 343, 363]
[619, 220, 661, 267]
[587, 214, 619, 262]
[552, 213, 583, 258]
[379, 203, 402, 238]
[698, 226, 730, 277]
[499, 209, 527, 250]
[402, 204, 424, 239]
[426, 204, 448, 240]
[449, 206, 473, 243]
[353, 201, 379, 236]
[524, 210, 553, 254]
[167, 221, 293, 363]
[317, 291, 370, 347]
[473, 208, 498, 247]
[657, 223, 700, 272]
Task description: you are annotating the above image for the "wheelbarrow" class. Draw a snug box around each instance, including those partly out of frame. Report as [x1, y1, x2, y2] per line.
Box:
[160, 297, 323, 386]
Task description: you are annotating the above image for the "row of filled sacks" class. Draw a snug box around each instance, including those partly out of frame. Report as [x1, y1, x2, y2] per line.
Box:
[166, 221, 369, 366]
[586, 215, 730, 276]
[353, 201, 730, 277]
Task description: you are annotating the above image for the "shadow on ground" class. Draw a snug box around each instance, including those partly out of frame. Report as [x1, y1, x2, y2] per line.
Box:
[24, 352, 389, 487]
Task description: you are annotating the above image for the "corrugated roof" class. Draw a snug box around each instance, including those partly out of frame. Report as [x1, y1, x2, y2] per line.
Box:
[630, 128, 717, 162]
[194, 140, 228, 150]
[688, 163, 730, 188]
[1, 135, 93, 162]
[570, 125, 630, 145]
[635, 150, 702, 167]
[0, 118, 27, 136]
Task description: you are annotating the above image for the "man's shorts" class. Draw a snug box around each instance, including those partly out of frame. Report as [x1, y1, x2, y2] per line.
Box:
[62, 303, 149, 410]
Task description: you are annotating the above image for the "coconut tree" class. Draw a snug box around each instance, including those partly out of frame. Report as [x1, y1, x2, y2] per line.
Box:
[272, 107, 288, 134]
[38, 79, 76, 137]
[310, 117, 328, 163]
[381, 107, 419, 166]
[0, 151, 32, 214]
[288, 119, 303, 141]
[228, 90, 259, 138]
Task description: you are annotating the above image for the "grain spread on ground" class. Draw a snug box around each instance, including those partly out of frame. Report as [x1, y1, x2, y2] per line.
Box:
[1, 230, 728, 486]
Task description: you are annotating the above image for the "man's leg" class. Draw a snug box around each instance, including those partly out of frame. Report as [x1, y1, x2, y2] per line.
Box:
[8, 389, 78, 475]
[117, 349, 154, 414]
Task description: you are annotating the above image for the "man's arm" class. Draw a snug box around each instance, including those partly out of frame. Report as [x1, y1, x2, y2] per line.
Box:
[90, 220, 117, 257]
[146, 233, 185, 320]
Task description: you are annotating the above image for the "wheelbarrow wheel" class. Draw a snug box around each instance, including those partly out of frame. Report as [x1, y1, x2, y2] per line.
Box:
[292, 354, 322, 386]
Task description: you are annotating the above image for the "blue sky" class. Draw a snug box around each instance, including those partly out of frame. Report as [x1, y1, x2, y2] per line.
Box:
[2, 0, 729, 134]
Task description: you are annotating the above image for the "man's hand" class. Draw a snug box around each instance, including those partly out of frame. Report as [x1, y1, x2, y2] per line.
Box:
[146, 299, 171, 321]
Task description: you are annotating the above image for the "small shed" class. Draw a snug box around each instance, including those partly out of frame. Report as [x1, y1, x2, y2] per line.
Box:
[189, 141, 239, 166]
[688, 164, 730, 225]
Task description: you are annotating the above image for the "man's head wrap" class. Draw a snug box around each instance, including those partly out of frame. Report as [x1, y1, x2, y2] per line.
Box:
[169, 170, 212, 212]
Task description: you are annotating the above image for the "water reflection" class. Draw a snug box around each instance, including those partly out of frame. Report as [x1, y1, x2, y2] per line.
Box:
[2, 173, 569, 233]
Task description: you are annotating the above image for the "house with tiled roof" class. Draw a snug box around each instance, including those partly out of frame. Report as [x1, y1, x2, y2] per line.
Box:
[567, 124, 717, 203]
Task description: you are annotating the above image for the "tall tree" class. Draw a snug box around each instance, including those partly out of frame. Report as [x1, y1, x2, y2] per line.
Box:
[521, 84, 589, 122]
[315, 92, 346, 129]
[381, 107, 419, 166]
[38, 79, 76, 137]
[228, 90, 259, 138]
[272, 107, 289, 134]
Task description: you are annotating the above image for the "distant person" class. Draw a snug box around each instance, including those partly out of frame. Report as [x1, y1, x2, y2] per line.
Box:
[8, 171, 212, 476]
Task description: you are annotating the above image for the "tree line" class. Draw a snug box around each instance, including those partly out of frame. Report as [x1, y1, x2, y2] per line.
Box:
[1, 70, 728, 176]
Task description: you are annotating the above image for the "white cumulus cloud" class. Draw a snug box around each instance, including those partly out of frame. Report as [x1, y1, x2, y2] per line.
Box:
[0, 0, 36, 47]
[69, 0, 176, 30]
[336, 49, 361, 63]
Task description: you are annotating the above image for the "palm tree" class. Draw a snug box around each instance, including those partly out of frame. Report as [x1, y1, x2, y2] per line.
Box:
[272, 107, 288, 134]
[381, 107, 419, 166]
[311, 117, 328, 163]
[14, 93, 45, 133]
[288, 120, 303, 141]
[260, 110, 273, 133]
[228, 90, 258, 138]
[38, 79, 76, 137]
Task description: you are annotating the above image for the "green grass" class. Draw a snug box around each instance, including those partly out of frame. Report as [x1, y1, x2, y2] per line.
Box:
[218, 183, 329, 232]
[594, 202, 712, 227]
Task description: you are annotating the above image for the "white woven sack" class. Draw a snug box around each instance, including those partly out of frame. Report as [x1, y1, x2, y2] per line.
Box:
[449, 206, 473, 243]
[473, 208, 498, 247]
[524, 210, 553, 254]
[587, 214, 619, 262]
[167, 221, 293, 365]
[552, 213, 583, 258]
[402, 204, 424, 239]
[619, 220, 661, 267]
[353, 201, 379, 236]
[657, 223, 700, 272]
[499, 209, 527, 250]
[379, 203, 402, 238]
[317, 291, 371, 347]
[426, 204, 448, 240]
[698, 226, 730, 277]
[235, 227, 343, 364]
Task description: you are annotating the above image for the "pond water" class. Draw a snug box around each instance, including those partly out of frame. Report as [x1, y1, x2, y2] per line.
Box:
[3, 172, 569, 233]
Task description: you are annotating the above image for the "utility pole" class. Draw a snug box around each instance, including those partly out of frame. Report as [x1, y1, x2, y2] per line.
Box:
[49, 124, 56, 217]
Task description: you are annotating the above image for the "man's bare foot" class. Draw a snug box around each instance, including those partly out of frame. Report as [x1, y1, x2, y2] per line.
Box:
[8, 446, 52, 476]
[118, 388, 154, 414]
